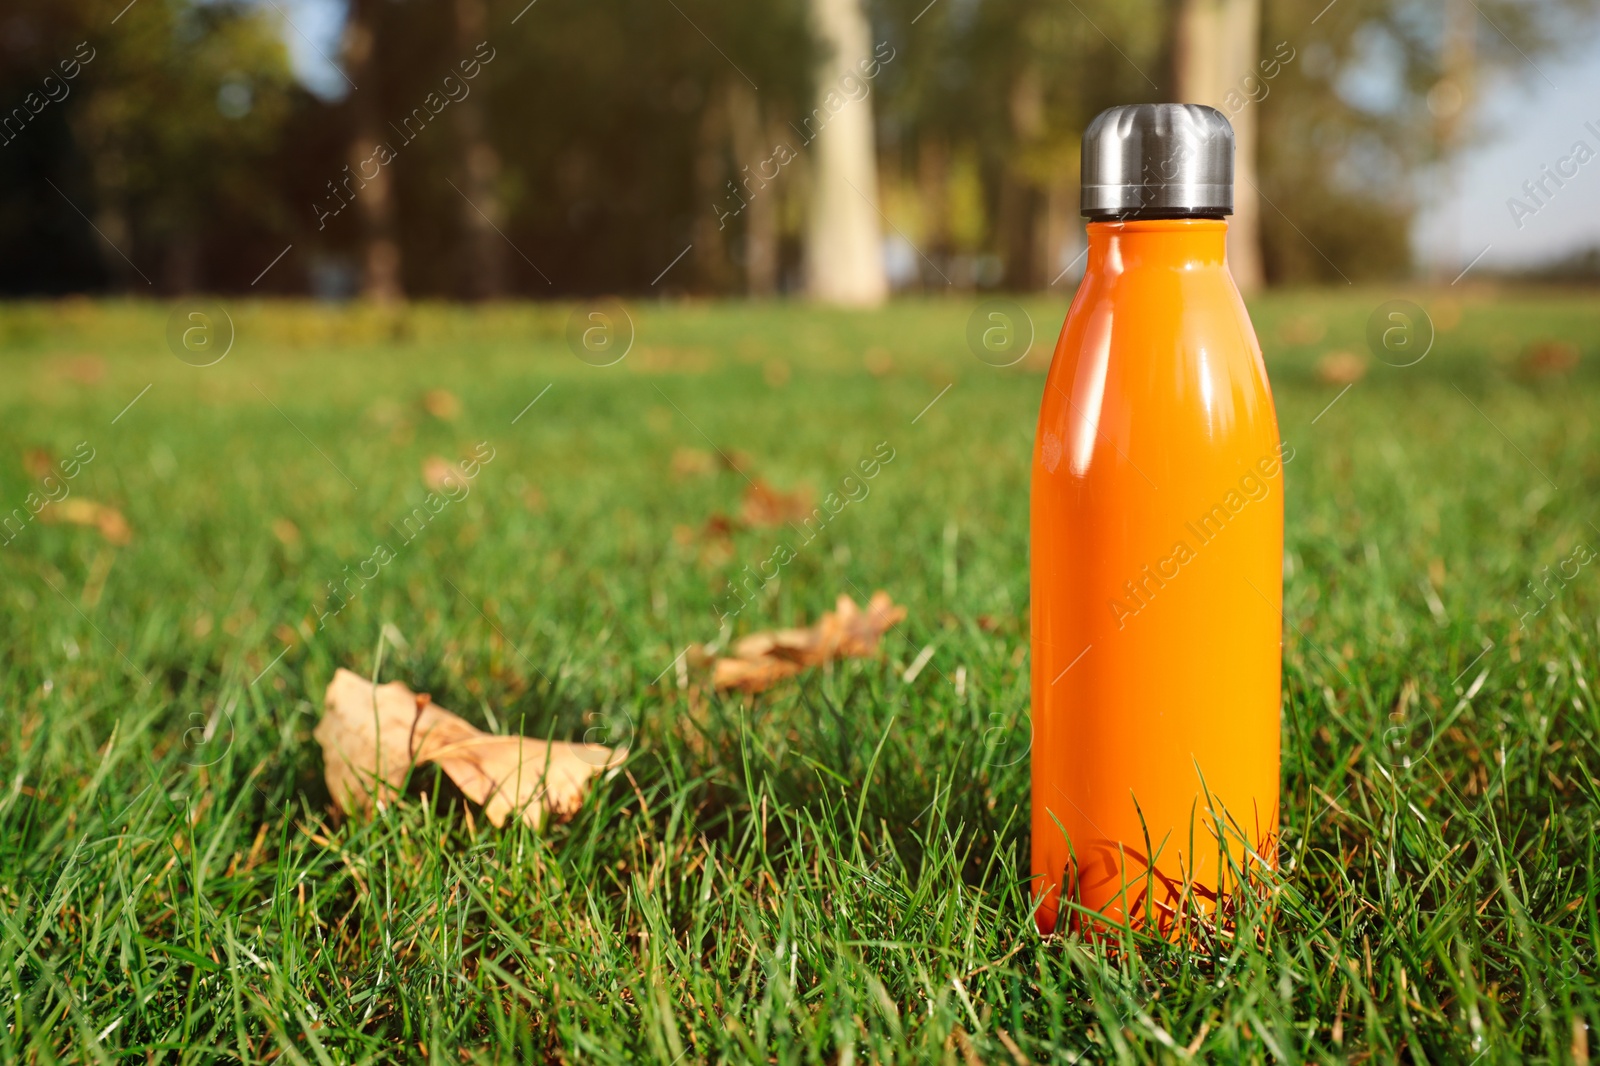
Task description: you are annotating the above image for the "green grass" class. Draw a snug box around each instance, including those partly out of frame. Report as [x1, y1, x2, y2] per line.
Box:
[1, 288, 1597, 1063]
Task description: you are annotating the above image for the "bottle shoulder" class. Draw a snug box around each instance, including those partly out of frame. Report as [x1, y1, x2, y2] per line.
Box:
[1036, 267, 1278, 481]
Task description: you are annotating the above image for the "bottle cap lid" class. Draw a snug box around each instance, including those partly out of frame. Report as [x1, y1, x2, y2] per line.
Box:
[1081, 104, 1235, 220]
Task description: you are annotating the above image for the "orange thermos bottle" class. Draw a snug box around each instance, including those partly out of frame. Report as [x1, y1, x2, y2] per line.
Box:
[1031, 104, 1284, 934]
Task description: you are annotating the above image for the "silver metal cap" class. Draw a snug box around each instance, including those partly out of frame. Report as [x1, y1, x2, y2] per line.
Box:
[1081, 104, 1234, 220]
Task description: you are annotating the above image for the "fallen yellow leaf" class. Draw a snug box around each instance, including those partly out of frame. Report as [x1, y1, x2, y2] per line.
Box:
[739, 477, 813, 528]
[315, 669, 626, 829]
[41, 499, 131, 545]
[23, 448, 55, 479]
[1520, 339, 1579, 378]
[1314, 350, 1367, 386]
[670, 447, 716, 478]
[422, 455, 454, 491]
[709, 591, 906, 694]
[58, 353, 107, 385]
[422, 389, 461, 420]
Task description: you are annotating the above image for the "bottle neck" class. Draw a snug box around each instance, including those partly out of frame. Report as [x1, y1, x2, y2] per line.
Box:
[1085, 218, 1229, 274]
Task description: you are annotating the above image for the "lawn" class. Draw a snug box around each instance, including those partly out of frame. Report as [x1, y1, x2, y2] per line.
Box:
[1, 289, 1597, 1063]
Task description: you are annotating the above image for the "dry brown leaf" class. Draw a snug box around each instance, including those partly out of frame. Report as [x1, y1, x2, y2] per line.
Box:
[718, 449, 755, 474]
[702, 513, 737, 541]
[41, 499, 131, 545]
[422, 455, 455, 491]
[315, 668, 626, 829]
[59, 354, 107, 385]
[422, 389, 461, 420]
[863, 347, 896, 377]
[671, 447, 716, 478]
[673, 517, 735, 567]
[709, 591, 907, 693]
[739, 478, 813, 528]
[1280, 314, 1327, 346]
[1520, 339, 1579, 379]
[713, 655, 806, 693]
[23, 448, 55, 479]
[1315, 350, 1367, 385]
[1431, 296, 1462, 333]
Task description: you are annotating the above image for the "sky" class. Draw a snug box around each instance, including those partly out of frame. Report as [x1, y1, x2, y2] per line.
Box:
[266, 0, 1600, 275]
[1413, 36, 1600, 273]
[269, 0, 348, 101]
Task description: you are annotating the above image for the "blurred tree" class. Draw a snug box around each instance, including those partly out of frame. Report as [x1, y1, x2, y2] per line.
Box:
[1257, 0, 1600, 283]
[692, 82, 732, 292]
[997, 59, 1046, 289]
[483, 0, 812, 294]
[804, 0, 889, 305]
[452, 0, 506, 300]
[875, 0, 1597, 290]
[4, 0, 1596, 296]
[1426, 0, 1476, 276]
[1173, 0, 1265, 291]
[0, 0, 294, 294]
[872, 0, 1164, 290]
[340, 0, 402, 301]
[725, 82, 779, 296]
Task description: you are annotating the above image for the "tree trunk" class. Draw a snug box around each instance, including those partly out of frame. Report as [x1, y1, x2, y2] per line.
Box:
[1435, 0, 1476, 149]
[85, 145, 139, 291]
[163, 231, 201, 294]
[1173, 0, 1264, 292]
[803, 0, 887, 305]
[726, 83, 779, 297]
[998, 177, 1042, 291]
[692, 87, 731, 293]
[917, 136, 950, 288]
[1044, 180, 1082, 288]
[344, 0, 403, 303]
[453, 0, 506, 299]
[999, 64, 1045, 290]
[1429, 0, 1476, 279]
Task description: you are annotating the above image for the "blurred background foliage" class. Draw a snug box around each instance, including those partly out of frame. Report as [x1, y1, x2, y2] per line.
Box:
[0, 0, 1596, 298]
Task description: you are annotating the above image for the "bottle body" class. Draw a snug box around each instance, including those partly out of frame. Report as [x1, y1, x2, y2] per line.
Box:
[1030, 219, 1282, 935]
